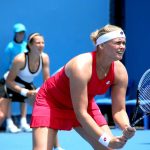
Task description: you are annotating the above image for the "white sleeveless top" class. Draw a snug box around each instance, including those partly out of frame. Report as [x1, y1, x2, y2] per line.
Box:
[17, 53, 43, 83]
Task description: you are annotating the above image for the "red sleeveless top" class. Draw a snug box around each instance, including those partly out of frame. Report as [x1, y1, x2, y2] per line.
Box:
[44, 51, 114, 108]
[31, 51, 115, 130]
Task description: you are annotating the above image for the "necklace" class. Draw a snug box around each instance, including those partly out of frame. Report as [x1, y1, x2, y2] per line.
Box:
[99, 64, 109, 77]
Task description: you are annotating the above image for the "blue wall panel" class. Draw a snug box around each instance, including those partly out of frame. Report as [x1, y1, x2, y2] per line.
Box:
[0, 0, 110, 115]
[125, 0, 150, 98]
[0, 0, 109, 85]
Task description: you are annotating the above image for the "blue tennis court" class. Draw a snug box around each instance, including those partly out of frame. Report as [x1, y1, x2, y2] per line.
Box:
[0, 128, 149, 150]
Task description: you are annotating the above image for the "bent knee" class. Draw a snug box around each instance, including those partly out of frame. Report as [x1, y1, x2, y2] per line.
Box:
[0, 111, 6, 121]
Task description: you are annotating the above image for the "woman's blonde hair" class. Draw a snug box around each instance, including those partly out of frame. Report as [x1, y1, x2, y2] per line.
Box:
[26, 33, 44, 51]
[90, 24, 123, 45]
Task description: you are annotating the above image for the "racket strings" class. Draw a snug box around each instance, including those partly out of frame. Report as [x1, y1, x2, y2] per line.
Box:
[139, 72, 150, 113]
[139, 87, 150, 101]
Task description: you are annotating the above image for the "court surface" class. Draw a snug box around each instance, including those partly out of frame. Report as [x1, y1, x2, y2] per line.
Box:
[0, 128, 149, 150]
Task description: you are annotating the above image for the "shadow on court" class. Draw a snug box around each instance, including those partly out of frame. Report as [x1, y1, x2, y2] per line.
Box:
[0, 128, 150, 150]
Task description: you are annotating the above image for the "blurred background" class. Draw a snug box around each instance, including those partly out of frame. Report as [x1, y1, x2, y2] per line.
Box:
[0, 0, 150, 129]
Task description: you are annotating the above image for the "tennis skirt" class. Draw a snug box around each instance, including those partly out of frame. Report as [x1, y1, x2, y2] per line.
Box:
[30, 88, 107, 130]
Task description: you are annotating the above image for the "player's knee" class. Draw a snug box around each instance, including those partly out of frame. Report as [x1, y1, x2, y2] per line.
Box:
[0, 111, 6, 120]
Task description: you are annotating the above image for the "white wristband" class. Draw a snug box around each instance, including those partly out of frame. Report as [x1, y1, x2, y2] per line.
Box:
[98, 133, 111, 147]
[36, 87, 40, 93]
[20, 88, 29, 97]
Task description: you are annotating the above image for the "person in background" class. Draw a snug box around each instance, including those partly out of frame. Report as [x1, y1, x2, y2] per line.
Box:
[6, 33, 64, 150]
[30, 24, 136, 150]
[2, 23, 31, 133]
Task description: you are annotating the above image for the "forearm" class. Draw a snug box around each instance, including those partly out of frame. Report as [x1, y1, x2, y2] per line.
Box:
[113, 109, 130, 130]
[6, 80, 23, 93]
[76, 111, 107, 140]
[6, 81, 36, 97]
[6, 80, 28, 96]
[112, 108, 136, 142]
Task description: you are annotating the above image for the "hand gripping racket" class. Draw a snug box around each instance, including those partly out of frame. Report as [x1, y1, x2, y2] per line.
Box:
[131, 69, 150, 127]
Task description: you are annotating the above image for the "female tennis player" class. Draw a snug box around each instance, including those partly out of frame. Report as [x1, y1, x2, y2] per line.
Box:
[31, 24, 136, 150]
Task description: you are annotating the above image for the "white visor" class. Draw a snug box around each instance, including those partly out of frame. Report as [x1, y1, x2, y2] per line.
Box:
[96, 30, 126, 46]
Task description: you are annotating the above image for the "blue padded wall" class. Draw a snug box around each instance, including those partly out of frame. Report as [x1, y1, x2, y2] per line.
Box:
[0, 0, 110, 115]
[125, 0, 150, 98]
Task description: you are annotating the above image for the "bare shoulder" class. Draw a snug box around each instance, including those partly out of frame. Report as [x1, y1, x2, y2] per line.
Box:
[41, 52, 50, 62]
[114, 60, 128, 82]
[13, 53, 25, 64]
[114, 61, 127, 74]
[65, 52, 92, 79]
[11, 53, 25, 69]
[41, 52, 49, 59]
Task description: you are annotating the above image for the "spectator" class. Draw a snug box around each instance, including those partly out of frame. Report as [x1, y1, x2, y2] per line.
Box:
[3, 23, 31, 133]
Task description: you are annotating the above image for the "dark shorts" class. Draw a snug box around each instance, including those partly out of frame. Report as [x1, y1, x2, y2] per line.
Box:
[0, 78, 6, 97]
[1, 77, 36, 102]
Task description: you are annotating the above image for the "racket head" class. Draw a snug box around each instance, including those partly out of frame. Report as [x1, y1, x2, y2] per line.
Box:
[137, 69, 150, 113]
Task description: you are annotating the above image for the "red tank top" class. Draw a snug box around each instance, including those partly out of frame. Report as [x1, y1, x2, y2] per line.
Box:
[44, 51, 114, 108]
[88, 51, 114, 97]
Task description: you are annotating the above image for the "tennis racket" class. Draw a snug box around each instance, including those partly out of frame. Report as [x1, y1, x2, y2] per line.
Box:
[131, 69, 150, 127]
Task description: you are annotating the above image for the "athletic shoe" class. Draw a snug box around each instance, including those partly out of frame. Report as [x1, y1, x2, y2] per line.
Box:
[6, 124, 21, 133]
[20, 123, 32, 132]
